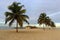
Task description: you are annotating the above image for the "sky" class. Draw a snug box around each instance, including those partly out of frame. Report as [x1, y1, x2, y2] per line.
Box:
[0, 0, 60, 24]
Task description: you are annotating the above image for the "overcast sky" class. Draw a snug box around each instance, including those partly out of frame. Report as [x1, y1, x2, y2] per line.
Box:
[0, 0, 60, 24]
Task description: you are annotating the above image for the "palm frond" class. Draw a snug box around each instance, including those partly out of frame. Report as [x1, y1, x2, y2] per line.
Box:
[20, 9, 26, 13]
[5, 12, 13, 17]
[8, 5, 14, 11]
[23, 19, 29, 24]
[19, 5, 24, 10]
[19, 15, 29, 24]
[13, 2, 21, 5]
[5, 16, 13, 24]
[17, 17, 23, 27]
[20, 15, 29, 19]
[9, 18, 14, 27]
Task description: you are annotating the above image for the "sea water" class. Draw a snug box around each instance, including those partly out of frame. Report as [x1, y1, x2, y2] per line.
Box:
[0, 23, 60, 30]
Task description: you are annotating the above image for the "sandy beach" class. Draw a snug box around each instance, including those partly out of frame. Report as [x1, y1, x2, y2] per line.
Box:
[0, 29, 60, 40]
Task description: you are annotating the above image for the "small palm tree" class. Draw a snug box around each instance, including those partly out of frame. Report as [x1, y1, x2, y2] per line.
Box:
[45, 16, 51, 27]
[38, 13, 47, 30]
[5, 2, 29, 32]
[38, 12, 56, 30]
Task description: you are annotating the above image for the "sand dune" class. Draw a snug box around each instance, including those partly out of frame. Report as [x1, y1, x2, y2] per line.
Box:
[0, 29, 60, 40]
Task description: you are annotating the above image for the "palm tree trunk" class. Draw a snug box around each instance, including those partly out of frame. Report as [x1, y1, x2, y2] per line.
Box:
[16, 22, 18, 32]
[43, 24, 45, 31]
[20, 26, 23, 28]
[48, 26, 51, 30]
[20, 23, 23, 29]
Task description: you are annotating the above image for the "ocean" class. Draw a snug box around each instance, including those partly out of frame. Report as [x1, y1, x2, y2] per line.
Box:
[0, 23, 60, 30]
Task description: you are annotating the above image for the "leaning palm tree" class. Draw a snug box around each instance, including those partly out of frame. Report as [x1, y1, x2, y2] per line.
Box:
[45, 17, 56, 28]
[5, 2, 29, 32]
[38, 13, 47, 30]
[45, 16, 51, 27]
[45, 16, 52, 29]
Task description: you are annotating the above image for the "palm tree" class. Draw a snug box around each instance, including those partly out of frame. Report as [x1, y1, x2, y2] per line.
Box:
[5, 2, 29, 32]
[38, 12, 56, 30]
[38, 13, 47, 30]
[45, 16, 51, 27]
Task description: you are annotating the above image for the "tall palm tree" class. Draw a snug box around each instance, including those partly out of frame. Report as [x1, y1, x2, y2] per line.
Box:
[5, 2, 29, 32]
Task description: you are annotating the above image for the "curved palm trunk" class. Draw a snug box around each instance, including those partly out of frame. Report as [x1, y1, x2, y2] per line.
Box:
[16, 22, 18, 32]
[43, 24, 45, 31]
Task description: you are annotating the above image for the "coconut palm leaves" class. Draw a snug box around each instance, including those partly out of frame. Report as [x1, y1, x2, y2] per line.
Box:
[38, 12, 55, 30]
[5, 2, 29, 32]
